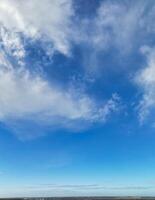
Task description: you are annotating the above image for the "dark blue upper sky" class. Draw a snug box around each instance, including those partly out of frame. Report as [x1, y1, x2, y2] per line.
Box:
[0, 0, 155, 197]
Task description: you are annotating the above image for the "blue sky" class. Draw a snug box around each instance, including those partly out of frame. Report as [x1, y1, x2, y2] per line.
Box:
[0, 0, 155, 197]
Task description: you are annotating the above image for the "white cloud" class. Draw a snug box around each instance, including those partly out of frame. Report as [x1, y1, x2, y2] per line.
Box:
[135, 46, 155, 122]
[93, 1, 148, 52]
[0, 0, 73, 55]
[0, 52, 121, 138]
[73, 1, 151, 75]
[0, 55, 92, 121]
[90, 1, 155, 124]
[76, 0, 155, 57]
[0, 0, 124, 138]
[0, 26, 25, 64]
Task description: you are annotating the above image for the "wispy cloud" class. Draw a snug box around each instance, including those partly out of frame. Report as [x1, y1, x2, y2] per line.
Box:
[135, 46, 155, 123]
[0, 53, 121, 138]
[85, 0, 155, 124]
[0, 41, 121, 139]
[3, 0, 155, 137]
[0, 0, 124, 139]
[0, 183, 154, 197]
[30, 183, 154, 191]
[71, 0, 155, 76]
[0, 0, 74, 55]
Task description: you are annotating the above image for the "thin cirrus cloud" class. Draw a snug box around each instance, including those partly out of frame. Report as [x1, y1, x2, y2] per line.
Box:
[78, 0, 149, 54]
[73, 0, 155, 81]
[85, 0, 155, 123]
[94, 0, 155, 52]
[135, 46, 155, 123]
[0, 184, 154, 197]
[96, 0, 155, 123]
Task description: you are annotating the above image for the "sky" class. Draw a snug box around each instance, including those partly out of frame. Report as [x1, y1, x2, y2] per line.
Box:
[1, 0, 155, 197]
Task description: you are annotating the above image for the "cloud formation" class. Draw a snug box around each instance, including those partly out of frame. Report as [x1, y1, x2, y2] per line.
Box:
[84, 0, 155, 124]
[135, 46, 155, 123]
[73, 0, 155, 75]
[80, 1, 148, 54]
[0, 52, 120, 134]
[3, 0, 155, 136]
[0, 0, 73, 55]
[0, 0, 126, 138]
